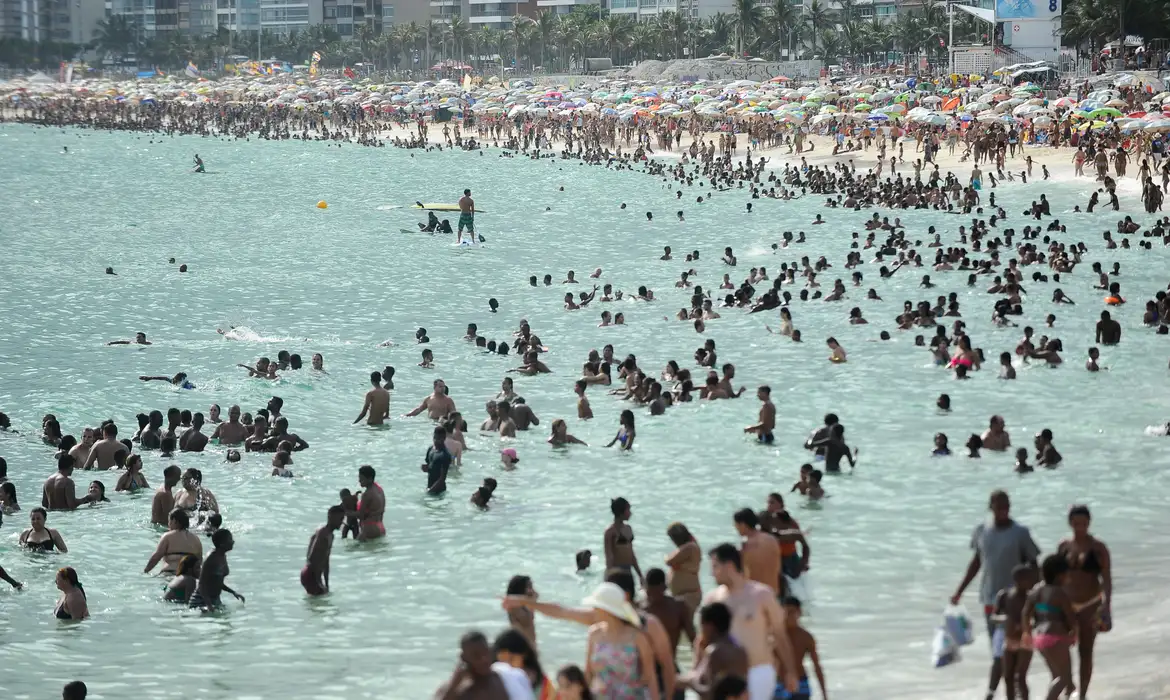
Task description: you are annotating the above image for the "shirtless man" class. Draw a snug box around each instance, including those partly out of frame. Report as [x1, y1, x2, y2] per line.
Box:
[1095, 310, 1121, 345]
[42, 455, 92, 510]
[354, 465, 385, 540]
[981, 415, 1011, 452]
[735, 509, 781, 594]
[434, 631, 508, 700]
[354, 371, 391, 425]
[701, 543, 798, 700]
[83, 423, 127, 470]
[457, 188, 475, 245]
[302, 505, 343, 595]
[642, 567, 697, 665]
[743, 386, 776, 444]
[495, 402, 517, 438]
[480, 401, 499, 431]
[210, 405, 249, 445]
[774, 598, 829, 700]
[509, 398, 540, 431]
[179, 413, 209, 452]
[107, 332, 151, 345]
[405, 378, 456, 420]
[151, 465, 181, 526]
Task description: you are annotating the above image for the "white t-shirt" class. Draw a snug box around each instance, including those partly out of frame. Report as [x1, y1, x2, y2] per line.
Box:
[491, 662, 535, 700]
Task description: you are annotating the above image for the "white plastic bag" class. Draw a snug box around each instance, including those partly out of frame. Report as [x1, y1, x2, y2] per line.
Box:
[932, 626, 962, 668]
[943, 604, 975, 647]
[991, 626, 1006, 659]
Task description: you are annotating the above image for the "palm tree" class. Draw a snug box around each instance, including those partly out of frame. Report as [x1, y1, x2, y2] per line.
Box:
[93, 14, 137, 63]
[630, 22, 657, 60]
[598, 14, 633, 62]
[534, 10, 557, 70]
[732, 0, 764, 56]
[766, 0, 799, 59]
[354, 23, 376, 63]
[801, 0, 835, 56]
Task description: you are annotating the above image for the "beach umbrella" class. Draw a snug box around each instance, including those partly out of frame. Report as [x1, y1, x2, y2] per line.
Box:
[1089, 107, 1122, 118]
[919, 113, 948, 126]
[921, 95, 942, 105]
[1145, 119, 1170, 132]
[854, 103, 873, 111]
[1127, 111, 1147, 119]
[1051, 97, 1075, 108]
[1104, 98, 1126, 108]
[881, 103, 907, 114]
[941, 96, 961, 111]
[1032, 115, 1054, 126]
[867, 113, 890, 121]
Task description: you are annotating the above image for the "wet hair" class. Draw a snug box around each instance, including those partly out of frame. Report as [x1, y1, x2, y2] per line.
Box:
[58, 566, 80, 589]
[666, 521, 694, 546]
[708, 542, 743, 571]
[712, 676, 748, 700]
[0, 481, 16, 506]
[646, 567, 666, 587]
[1068, 504, 1091, 521]
[1040, 553, 1069, 585]
[619, 409, 635, 428]
[358, 465, 376, 480]
[170, 508, 191, 529]
[493, 628, 543, 684]
[57, 453, 74, 472]
[211, 528, 232, 549]
[160, 435, 176, 453]
[556, 666, 592, 700]
[700, 602, 733, 635]
[176, 554, 199, 577]
[505, 575, 532, 596]
[733, 507, 760, 529]
[63, 680, 87, 700]
[610, 497, 630, 518]
[31, 506, 47, 520]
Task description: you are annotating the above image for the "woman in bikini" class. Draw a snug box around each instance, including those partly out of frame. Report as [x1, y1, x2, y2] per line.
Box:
[144, 508, 203, 575]
[606, 410, 636, 450]
[604, 497, 644, 587]
[1056, 504, 1112, 699]
[54, 567, 88, 621]
[664, 522, 702, 616]
[115, 454, 149, 492]
[20, 507, 68, 553]
[1022, 554, 1077, 700]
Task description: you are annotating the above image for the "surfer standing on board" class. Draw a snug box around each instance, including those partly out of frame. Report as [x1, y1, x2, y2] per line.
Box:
[457, 189, 475, 245]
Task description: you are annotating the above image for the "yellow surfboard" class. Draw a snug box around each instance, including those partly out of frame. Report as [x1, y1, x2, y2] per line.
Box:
[412, 202, 487, 213]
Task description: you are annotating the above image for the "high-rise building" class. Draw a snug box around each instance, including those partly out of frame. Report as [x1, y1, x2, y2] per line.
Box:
[257, 0, 321, 36]
[0, 0, 106, 43]
[534, 0, 598, 17]
[609, 0, 731, 21]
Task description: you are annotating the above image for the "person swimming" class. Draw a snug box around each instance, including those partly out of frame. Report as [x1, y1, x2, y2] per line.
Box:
[418, 211, 440, 232]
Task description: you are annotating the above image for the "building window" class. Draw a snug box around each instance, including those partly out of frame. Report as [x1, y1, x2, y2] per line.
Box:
[338, 21, 352, 33]
[382, 3, 393, 16]
[324, 5, 335, 16]
[336, 4, 350, 16]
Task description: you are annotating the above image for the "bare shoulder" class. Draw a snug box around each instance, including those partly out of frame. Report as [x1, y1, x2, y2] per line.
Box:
[703, 584, 728, 604]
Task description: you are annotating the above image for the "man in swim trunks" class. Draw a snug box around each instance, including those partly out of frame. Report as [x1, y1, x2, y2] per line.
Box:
[84, 422, 128, 470]
[354, 371, 390, 426]
[457, 188, 475, 245]
[703, 543, 799, 700]
[743, 385, 775, 444]
[302, 505, 343, 595]
[734, 509, 781, 595]
[42, 455, 93, 511]
[354, 465, 385, 540]
[774, 598, 827, 700]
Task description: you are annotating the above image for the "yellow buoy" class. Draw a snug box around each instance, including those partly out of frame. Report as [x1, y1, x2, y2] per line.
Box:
[316, 201, 328, 209]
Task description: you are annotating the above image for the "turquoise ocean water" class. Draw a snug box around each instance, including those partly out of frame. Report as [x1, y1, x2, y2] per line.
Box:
[1, 124, 1170, 699]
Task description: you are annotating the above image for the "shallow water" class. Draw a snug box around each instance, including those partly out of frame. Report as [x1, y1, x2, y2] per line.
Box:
[2, 124, 1170, 699]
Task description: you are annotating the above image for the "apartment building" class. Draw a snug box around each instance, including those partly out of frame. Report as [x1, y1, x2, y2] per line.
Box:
[0, 0, 105, 43]
[609, 0, 732, 22]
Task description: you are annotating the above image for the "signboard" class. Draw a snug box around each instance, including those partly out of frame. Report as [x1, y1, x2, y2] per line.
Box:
[995, 0, 1060, 21]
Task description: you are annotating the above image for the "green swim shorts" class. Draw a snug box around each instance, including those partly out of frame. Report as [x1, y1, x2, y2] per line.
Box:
[458, 212, 475, 231]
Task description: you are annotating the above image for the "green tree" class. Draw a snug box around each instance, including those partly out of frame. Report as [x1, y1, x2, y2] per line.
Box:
[732, 0, 764, 55]
[93, 14, 138, 63]
[801, 0, 836, 56]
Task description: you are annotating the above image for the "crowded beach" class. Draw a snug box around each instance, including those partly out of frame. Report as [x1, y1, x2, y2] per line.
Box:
[2, 61, 1170, 700]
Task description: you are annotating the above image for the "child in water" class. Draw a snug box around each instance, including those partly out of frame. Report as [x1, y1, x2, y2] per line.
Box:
[790, 464, 814, 495]
[339, 489, 361, 539]
[991, 564, 1039, 700]
[775, 598, 828, 700]
[1015, 448, 1033, 474]
[806, 470, 825, 501]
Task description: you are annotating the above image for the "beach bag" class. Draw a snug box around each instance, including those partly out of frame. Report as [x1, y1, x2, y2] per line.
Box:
[932, 626, 961, 668]
[943, 604, 975, 647]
